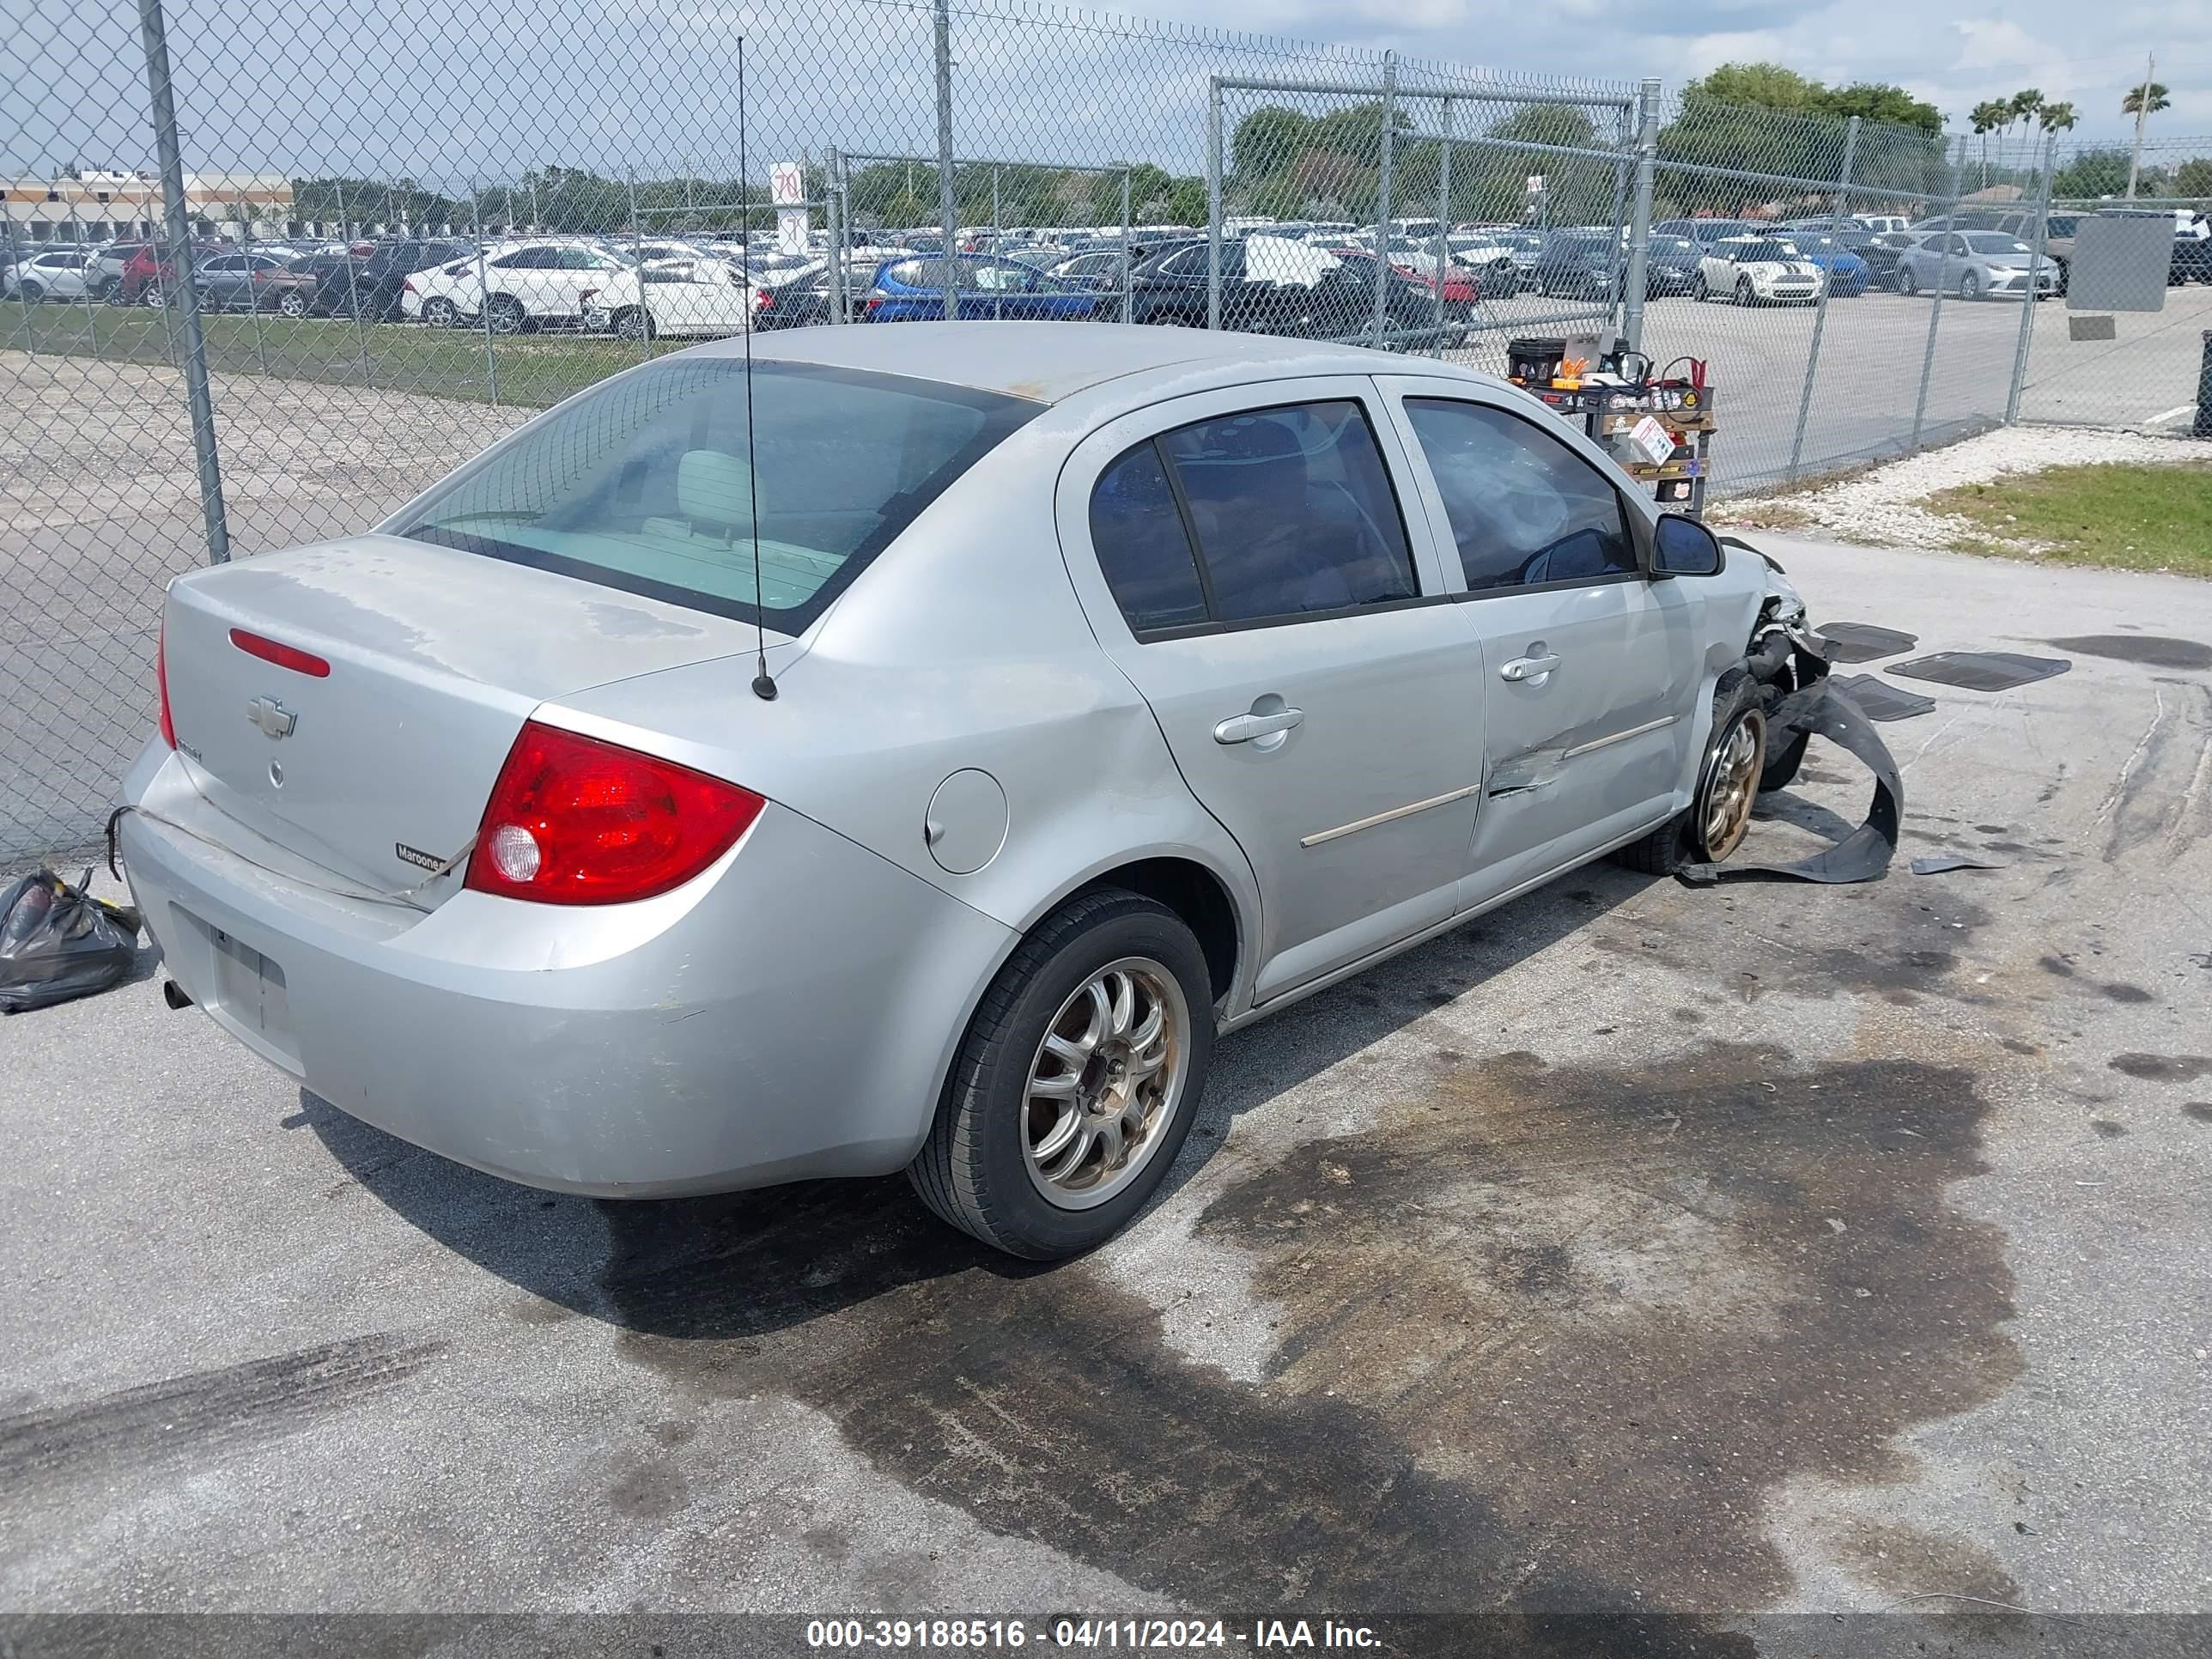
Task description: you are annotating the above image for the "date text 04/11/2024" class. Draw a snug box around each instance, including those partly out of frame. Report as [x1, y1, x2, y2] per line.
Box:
[802, 1618, 1382, 1650]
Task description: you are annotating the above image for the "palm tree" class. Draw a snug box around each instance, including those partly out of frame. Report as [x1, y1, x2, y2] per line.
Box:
[1972, 100, 2008, 188]
[2039, 101, 2079, 134]
[2121, 81, 2172, 119]
[2124, 66, 2171, 198]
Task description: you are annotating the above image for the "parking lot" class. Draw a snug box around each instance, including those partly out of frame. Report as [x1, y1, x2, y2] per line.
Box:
[5, 533, 2209, 1637]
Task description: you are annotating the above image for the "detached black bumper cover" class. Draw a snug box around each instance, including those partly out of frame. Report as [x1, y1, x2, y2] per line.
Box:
[1678, 679, 1902, 887]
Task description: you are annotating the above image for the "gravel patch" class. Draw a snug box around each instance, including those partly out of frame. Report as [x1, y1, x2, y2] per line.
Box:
[1712, 424, 2209, 550]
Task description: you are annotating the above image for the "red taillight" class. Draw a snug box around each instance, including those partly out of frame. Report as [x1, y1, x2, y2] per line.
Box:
[229, 627, 330, 678]
[403, 276, 418, 293]
[754, 288, 773, 310]
[465, 721, 763, 906]
[156, 623, 175, 748]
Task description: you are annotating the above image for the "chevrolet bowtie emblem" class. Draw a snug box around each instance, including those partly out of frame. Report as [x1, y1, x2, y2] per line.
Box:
[246, 695, 297, 739]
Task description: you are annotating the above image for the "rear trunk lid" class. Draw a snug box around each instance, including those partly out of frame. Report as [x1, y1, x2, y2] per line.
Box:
[161, 534, 774, 889]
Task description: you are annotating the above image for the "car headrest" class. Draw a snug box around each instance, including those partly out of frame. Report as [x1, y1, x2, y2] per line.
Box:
[1179, 416, 1306, 496]
[678, 450, 754, 533]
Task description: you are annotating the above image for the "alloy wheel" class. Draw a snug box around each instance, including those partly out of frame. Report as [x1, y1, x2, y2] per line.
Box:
[1698, 708, 1766, 861]
[1022, 956, 1189, 1210]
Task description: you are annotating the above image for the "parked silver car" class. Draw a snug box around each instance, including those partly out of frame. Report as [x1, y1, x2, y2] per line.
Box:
[118, 324, 1812, 1258]
[1892, 230, 2058, 301]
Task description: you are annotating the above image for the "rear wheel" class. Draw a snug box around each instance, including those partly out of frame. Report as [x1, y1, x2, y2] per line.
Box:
[17, 280, 44, 303]
[1613, 678, 1767, 876]
[909, 888, 1214, 1260]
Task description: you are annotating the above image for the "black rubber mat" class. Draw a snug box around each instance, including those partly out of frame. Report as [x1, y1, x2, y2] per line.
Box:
[1829, 672, 1936, 721]
[1887, 651, 2072, 692]
[1818, 621, 1919, 663]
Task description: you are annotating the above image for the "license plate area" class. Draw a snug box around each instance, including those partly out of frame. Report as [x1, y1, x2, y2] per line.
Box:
[173, 904, 302, 1072]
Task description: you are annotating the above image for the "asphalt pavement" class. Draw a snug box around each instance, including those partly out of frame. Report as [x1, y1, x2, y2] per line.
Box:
[3, 533, 2209, 1649]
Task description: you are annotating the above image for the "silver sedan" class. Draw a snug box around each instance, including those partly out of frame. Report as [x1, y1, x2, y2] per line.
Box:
[119, 323, 1812, 1258]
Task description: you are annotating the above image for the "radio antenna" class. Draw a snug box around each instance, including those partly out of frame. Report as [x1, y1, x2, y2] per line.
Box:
[739, 33, 777, 702]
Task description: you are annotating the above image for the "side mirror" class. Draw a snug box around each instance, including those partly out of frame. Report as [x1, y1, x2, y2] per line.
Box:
[1651, 513, 1723, 578]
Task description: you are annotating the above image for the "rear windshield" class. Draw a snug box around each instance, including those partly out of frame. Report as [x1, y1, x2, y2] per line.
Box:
[396, 360, 1037, 632]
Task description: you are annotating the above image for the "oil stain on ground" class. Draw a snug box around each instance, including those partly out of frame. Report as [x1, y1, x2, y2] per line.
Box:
[597, 1043, 2019, 1620]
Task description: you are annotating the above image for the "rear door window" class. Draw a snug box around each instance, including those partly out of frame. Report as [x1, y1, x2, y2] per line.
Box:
[398, 361, 1037, 633]
[1086, 401, 1417, 635]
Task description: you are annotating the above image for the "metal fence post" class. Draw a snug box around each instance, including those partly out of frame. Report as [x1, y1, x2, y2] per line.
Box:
[1606, 101, 1632, 333]
[1787, 115, 1857, 481]
[2005, 133, 2058, 424]
[137, 0, 228, 562]
[1620, 76, 1659, 357]
[989, 164, 1003, 318]
[1119, 166, 1133, 325]
[471, 182, 498, 406]
[1371, 51, 1397, 347]
[1431, 96, 1451, 355]
[1206, 76, 1223, 331]
[824, 147, 843, 325]
[1910, 134, 1963, 453]
[933, 0, 957, 320]
[335, 177, 372, 377]
[627, 168, 647, 356]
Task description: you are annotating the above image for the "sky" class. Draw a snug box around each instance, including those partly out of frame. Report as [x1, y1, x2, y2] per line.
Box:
[2, 0, 2202, 191]
[1158, 0, 2209, 146]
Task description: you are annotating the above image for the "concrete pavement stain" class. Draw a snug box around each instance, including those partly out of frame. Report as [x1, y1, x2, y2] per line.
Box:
[595, 1044, 2019, 1619]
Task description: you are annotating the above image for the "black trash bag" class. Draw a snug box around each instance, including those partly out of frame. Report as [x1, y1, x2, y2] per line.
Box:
[0, 867, 143, 1013]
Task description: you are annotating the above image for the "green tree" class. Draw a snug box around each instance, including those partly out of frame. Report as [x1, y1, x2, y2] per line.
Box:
[2038, 101, 2079, 135]
[1684, 63, 1820, 112]
[1232, 106, 1312, 179]
[2052, 146, 2132, 199]
[1165, 178, 1208, 227]
[2120, 81, 2172, 120]
[1970, 100, 2008, 188]
[1817, 82, 1942, 131]
[2174, 157, 2212, 198]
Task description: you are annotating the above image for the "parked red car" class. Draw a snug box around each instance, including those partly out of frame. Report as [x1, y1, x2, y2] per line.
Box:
[1390, 260, 1480, 308]
[118, 240, 222, 305]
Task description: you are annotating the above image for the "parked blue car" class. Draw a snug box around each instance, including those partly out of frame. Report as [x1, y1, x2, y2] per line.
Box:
[1783, 236, 1870, 297]
[863, 253, 1102, 321]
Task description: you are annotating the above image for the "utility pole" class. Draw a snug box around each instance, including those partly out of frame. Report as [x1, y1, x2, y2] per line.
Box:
[2126, 52, 2154, 200]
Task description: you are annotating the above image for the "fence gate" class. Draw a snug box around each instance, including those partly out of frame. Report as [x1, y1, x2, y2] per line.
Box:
[1203, 64, 1638, 366]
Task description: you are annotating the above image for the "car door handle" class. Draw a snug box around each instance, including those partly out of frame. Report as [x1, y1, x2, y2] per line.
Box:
[1214, 708, 1304, 744]
[1499, 653, 1562, 682]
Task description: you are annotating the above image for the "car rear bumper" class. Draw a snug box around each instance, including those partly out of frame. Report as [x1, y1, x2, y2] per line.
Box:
[118, 741, 1014, 1197]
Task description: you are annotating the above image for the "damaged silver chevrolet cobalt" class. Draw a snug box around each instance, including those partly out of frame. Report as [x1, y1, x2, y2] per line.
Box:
[118, 323, 1826, 1258]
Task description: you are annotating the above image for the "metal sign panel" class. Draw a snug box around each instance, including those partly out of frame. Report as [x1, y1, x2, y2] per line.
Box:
[2068, 214, 2171, 312]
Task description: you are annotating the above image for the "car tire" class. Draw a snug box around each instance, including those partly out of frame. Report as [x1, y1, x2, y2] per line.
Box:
[422, 296, 459, 328]
[1612, 677, 1768, 877]
[613, 306, 654, 343]
[1759, 728, 1810, 793]
[1899, 266, 1919, 296]
[484, 295, 526, 335]
[1692, 274, 1710, 301]
[909, 887, 1215, 1261]
[276, 290, 307, 318]
[1960, 270, 1981, 301]
[1735, 276, 1755, 307]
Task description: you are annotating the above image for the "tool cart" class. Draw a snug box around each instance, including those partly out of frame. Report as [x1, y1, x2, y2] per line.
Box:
[1506, 337, 1717, 520]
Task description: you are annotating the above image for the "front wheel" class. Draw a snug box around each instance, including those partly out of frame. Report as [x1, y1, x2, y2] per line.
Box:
[1613, 678, 1768, 876]
[909, 888, 1214, 1260]
[1899, 266, 1919, 296]
[1960, 270, 1982, 301]
[613, 305, 654, 342]
[422, 296, 458, 328]
[1692, 273, 1710, 301]
[484, 294, 526, 335]
[276, 289, 308, 318]
[1735, 276, 1755, 307]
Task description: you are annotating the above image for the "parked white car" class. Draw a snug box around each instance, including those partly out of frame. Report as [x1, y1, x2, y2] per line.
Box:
[3, 248, 99, 302]
[584, 257, 759, 340]
[1694, 237, 1824, 305]
[402, 240, 635, 332]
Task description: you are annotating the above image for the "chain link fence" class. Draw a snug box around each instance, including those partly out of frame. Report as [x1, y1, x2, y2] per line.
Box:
[3, 0, 2209, 864]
